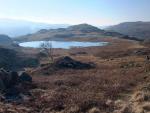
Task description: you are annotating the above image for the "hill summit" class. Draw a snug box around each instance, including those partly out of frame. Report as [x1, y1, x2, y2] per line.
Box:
[67, 24, 103, 33]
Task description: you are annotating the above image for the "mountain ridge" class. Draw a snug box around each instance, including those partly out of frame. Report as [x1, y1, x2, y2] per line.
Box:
[15, 23, 123, 42]
[106, 21, 150, 40]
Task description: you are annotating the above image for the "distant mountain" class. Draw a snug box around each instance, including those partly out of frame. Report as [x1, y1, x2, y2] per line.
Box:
[0, 19, 69, 37]
[106, 21, 150, 40]
[15, 24, 123, 42]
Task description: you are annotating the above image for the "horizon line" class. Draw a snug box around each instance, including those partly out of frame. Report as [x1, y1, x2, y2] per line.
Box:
[0, 17, 149, 27]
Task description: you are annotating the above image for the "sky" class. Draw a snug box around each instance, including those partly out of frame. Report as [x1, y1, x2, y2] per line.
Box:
[0, 0, 149, 26]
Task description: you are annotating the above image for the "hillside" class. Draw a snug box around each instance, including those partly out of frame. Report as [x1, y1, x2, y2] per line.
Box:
[0, 47, 39, 71]
[106, 21, 150, 40]
[0, 34, 14, 46]
[15, 24, 123, 42]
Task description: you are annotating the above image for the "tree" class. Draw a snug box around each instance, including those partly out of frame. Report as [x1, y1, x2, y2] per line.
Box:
[40, 41, 54, 63]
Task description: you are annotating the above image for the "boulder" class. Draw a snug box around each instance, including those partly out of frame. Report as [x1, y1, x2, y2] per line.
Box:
[19, 72, 32, 83]
[5, 86, 20, 98]
[0, 69, 33, 102]
[0, 78, 5, 92]
[10, 71, 19, 85]
[0, 69, 12, 89]
[0, 69, 20, 91]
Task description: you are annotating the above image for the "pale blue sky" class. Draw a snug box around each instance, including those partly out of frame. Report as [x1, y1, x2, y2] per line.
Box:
[0, 0, 149, 25]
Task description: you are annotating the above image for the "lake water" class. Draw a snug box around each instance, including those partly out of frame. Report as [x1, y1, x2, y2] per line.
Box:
[19, 41, 108, 49]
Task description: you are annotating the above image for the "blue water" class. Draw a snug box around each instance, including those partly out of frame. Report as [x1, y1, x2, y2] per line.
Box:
[19, 41, 108, 49]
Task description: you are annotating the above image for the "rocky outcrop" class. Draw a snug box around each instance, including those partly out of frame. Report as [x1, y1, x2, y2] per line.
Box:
[55, 56, 95, 69]
[0, 69, 33, 102]
[0, 69, 13, 91]
[35, 56, 95, 75]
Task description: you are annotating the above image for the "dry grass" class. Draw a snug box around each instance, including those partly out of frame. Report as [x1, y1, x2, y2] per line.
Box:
[29, 50, 148, 112]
